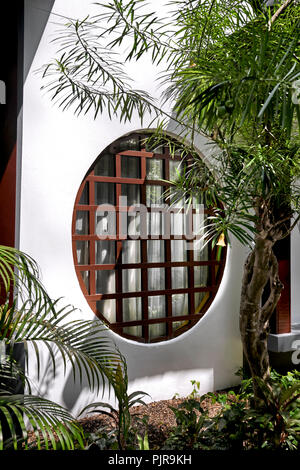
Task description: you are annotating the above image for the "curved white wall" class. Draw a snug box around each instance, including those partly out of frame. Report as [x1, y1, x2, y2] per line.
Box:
[21, 0, 245, 416]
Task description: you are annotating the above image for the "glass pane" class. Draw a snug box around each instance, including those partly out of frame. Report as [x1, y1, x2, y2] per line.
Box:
[147, 212, 163, 237]
[95, 182, 115, 205]
[122, 269, 141, 293]
[172, 267, 188, 289]
[147, 240, 165, 262]
[119, 137, 140, 151]
[95, 241, 115, 264]
[122, 241, 141, 263]
[146, 159, 163, 180]
[123, 326, 143, 338]
[194, 292, 209, 314]
[121, 156, 140, 178]
[96, 270, 115, 294]
[123, 297, 142, 338]
[96, 299, 116, 323]
[79, 182, 89, 204]
[171, 240, 187, 262]
[146, 185, 163, 206]
[193, 239, 208, 261]
[169, 159, 184, 181]
[194, 266, 209, 287]
[193, 208, 205, 237]
[148, 268, 165, 291]
[94, 153, 115, 177]
[127, 212, 140, 237]
[121, 184, 140, 206]
[172, 293, 189, 331]
[75, 211, 89, 235]
[171, 212, 185, 236]
[95, 211, 116, 237]
[169, 186, 185, 208]
[80, 271, 90, 294]
[148, 296, 165, 319]
[149, 323, 166, 340]
[76, 241, 89, 265]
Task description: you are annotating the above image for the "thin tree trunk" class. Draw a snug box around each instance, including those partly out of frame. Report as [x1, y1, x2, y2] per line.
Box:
[239, 235, 283, 404]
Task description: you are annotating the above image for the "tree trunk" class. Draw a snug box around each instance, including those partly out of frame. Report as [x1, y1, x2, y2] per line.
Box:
[239, 235, 283, 404]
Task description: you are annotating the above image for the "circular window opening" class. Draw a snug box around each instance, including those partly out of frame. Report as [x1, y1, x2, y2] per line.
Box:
[72, 132, 226, 343]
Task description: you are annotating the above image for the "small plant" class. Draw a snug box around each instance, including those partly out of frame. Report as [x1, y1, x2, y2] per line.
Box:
[163, 371, 300, 451]
[137, 431, 150, 450]
[188, 380, 201, 399]
[162, 397, 211, 450]
[79, 360, 149, 450]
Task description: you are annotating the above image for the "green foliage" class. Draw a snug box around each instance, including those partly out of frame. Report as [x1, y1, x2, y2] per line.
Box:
[163, 371, 300, 450]
[162, 397, 210, 450]
[79, 360, 149, 450]
[0, 245, 125, 450]
[40, 0, 300, 248]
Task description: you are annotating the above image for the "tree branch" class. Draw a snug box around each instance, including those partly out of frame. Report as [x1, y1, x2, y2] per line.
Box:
[269, 0, 294, 29]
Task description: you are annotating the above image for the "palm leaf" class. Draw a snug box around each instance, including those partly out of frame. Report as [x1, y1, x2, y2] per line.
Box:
[0, 394, 84, 450]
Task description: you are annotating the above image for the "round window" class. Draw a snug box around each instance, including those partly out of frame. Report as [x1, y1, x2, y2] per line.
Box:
[72, 132, 226, 343]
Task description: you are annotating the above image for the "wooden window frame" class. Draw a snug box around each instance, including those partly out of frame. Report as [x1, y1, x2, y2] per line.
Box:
[72, 134, 227, 343]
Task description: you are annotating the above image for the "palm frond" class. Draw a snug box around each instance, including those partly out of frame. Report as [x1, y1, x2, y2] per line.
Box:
[0, 394, 84, 450]
[0, 246, 55, 314]
[1, 299, 124, 396]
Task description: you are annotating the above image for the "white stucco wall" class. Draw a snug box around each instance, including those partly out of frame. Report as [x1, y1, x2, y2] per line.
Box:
[20, 0, 245, 417]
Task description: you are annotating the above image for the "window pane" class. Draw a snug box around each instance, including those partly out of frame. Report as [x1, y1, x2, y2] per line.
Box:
[121, 184, 140, 206]
[195, 292, 209, 314]
[146, 185, 163, 206]
[149, 323, 166, 340]
[127, 212, 140, 237]
[148, 268, 165, 290]
[146, 159, 163, 180]
[76, 241, 89, 265]
[169, 187, 185, 208]
[148, 296, 165, 319]
[79, 182, 89, 204]
[96, 270, 115, 294]
[95, 182, 115, 205]
[169, 159, 183, 181]
[147, 240, 164, 262]
[147, 212, 163, 237]
[193, 208, 205, 237]
[171, 212, 185, 236]
[96, 241, 115, 265]
[95, 211, 116, 237]
[122, 241, 141, 263]
[171, 240, 187, 262]
[75, 211, 89, 235]
[172, 293, 189, 331]
[193, 239, 208, 261]
[119, 137, 140, 151]
[94, 153, 115, 177]
[194, 266, 209, 287]
[121, 156, 140, 178]
[122, 269, 141, 293]
[97, 299, 116, 323]
[123, 297, 142, 338]
[80, 271, 90, 294]
[172, 267, 188, 289]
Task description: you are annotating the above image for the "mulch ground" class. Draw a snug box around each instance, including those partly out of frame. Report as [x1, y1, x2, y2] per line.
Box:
[77, 394, 224, 449]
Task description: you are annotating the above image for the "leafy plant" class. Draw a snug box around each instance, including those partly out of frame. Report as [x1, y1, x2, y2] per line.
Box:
[79, 360, 149, 450]
[162, 397, 211, 450]
[164, 371, 300, 450]
[0, 245, 125, 450]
